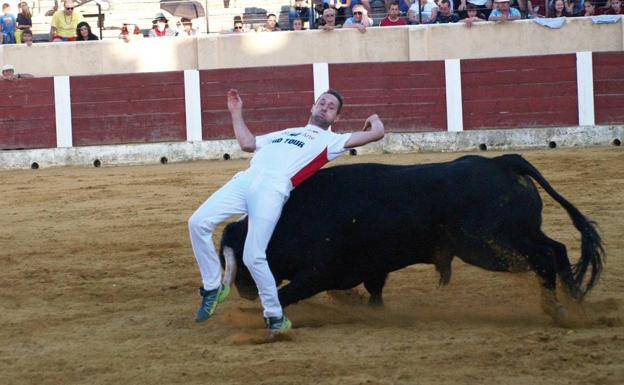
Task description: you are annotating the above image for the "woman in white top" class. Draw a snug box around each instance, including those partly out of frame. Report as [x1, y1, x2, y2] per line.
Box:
[408, 0, 439, 23]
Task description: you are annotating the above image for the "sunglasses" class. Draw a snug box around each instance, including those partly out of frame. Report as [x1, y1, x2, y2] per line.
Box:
[326, 13, 336, 16]
[353, 11, 363, 15]
[234, 26, 242, 29]
[66, 7, 74, 10]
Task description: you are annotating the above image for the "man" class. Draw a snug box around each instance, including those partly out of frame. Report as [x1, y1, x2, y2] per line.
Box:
[602, 0, 623, 13]
[380, 2, 408, 26]
[344, 4, 374, 32]
[488, 0, 521, 20]
[320, 7, 342, 30]
[289, 0, 311, 29]
[256, 13, 280, 32]
[1, 63, 33, 80]
[1, 3, 17, 44]
[49, 0, 83, 41]
[20, 27, 31, 45]
[434, 0, 460, 22]
[188, 89, 384, 333]
[148, 12, 176, 37]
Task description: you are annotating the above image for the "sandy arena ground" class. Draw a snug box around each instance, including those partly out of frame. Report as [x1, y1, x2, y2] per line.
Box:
[1, 147, 623, 385]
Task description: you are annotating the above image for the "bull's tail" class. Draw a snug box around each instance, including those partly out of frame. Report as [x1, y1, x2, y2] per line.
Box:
[495, 154, 605, 301]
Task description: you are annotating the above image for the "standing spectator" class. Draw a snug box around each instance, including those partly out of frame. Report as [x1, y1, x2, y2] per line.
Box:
[177, 17, 197, 36]
[548, 0, 572, 15]
[1, 63, 33, 80]
[319, 7, 343, 29]
[462, 2, 486, 24]
[15, 1, 30, 43]
[344, 3, 374, 31]
[256, 13, 281, 31]
[380, 2, 408, 25]
[408, 0, 439, 23]
[434, 0, 460, 21]
[602, 0, 623, 13]
[488, 0, 521, 20]
[289, 0, 311, 29]
[1, 3, 17, 44]
[119, 22, 143, 41]
[76, 21, 98, 40]
[149, 12, 176, 37]
[50, 0, 83, 41]
[20, 26, 31, 45]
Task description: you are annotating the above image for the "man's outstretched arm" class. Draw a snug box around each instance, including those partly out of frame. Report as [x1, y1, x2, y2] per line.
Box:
[228, 89, 256, 152]
[344, 114, 385, 148]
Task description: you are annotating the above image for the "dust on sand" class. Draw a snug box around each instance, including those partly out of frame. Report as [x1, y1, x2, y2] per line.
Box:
[1, 148, 623, 385]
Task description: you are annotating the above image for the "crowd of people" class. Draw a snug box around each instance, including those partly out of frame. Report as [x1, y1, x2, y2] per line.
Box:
[0, 0, 621, 46]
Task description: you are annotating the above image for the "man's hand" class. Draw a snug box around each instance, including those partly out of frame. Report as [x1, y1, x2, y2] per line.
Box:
[362, 114, 381, 131]
[227, 89, 243, 115]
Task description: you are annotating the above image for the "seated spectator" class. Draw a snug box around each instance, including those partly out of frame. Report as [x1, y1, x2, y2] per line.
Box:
[488, 0, 521, 20]
[1, 64, 33, 80]
[548, 0, 583, 15]
[434, 0, 460, 21]
[548, 0, 572, 15]
[289, 0, 311, 29]
[15, 1, 31, 43]
[177, 17, 198, 36]
[527, 0, 547, 16]
[344, 4, 374, 32]
[602, 0, 623, 13]
[380, 2, 408, 25]
[256, 13, 281, 31]
[149, 12, 176, 37]
[50, 0, 83, 41]
[385, 0, 413, 15]
[76, 21, 98, 40]
[462, 2, 487, 24]
[408, 0, 439, 24]
[578, 0, 596, 14]
[20, 27, 32, 45]
[1, 3, 17, 44]
[292, 17, 305, 29]
[319, 7, 343, 29]
[322, 0, 350, 25]
[119, 22, 143, 41]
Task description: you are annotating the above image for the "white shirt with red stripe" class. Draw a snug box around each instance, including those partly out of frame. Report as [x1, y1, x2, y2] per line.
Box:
[252, 124, 352, 188]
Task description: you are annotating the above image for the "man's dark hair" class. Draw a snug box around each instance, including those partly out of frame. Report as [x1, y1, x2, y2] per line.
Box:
[322, 89, 344, 114]
[21, 28, 33, 37]
[267, 13, 277, 18]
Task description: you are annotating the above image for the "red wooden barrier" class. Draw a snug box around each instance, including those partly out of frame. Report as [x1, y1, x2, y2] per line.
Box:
[329, 62, 447, 133]
[70, 72, 186, 146]
[200, 65, 314, 140]
[461, 54, 578, 130]
[0, 78, 56, 150]
[593, 51, 624, 125]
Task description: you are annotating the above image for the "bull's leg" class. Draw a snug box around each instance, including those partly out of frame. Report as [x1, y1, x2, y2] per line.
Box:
[363, 274, 388, 306]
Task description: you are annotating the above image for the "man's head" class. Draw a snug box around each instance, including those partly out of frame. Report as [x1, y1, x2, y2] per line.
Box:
[64, 0, 74, 14]
[292, 17, 303, 30]
[153, 12, 168, 28]
[266, 13, 277, 29]
[466, 2, 479, 17]
[2, 3, 10, 12]
[181, 17, 192, 31]
[233, 16, 243, 32]
[388, 2, 400, 18]
[495, 0, 510, 11]
[2, 64, 15, 78]
[438, 0, 451, 15]
[21, 29, 33, 45]
[612, 0, 621, 11]
[309, 89, 343, 128]
[323, 8, 336, 24]
[352, 4, 366, 22]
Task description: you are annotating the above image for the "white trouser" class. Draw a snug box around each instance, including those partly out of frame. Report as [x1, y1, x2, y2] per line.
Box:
[188, 168, 291, 318]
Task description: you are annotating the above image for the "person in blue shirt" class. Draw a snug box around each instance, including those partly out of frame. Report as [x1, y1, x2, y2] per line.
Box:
[0, 3, 17, 44]
[489, 0, 521, 20]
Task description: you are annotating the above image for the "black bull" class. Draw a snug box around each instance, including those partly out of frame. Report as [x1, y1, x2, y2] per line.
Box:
[219, 154, 604, 321]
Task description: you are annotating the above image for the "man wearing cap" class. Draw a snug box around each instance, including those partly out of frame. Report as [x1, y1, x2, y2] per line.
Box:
[49, 0, 83, 41]
[148, 12, 176, 37]
[1, 64, 33, 80]
[488, 0, 521, 20]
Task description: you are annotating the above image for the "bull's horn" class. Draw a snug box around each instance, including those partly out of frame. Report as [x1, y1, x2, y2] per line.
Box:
[222, 246, 237, 286]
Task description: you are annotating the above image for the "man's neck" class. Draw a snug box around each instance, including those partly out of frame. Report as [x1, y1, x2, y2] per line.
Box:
[388, 15, 399, 21]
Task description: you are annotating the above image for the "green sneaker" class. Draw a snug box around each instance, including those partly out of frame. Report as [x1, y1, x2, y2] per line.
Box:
[265, 315, 292, 333]
[195, 283, 230, 323]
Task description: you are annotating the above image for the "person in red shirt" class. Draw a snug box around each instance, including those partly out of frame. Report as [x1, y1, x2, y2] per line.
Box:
[602, 0, 623, 14]
[380, 2, 408, 26]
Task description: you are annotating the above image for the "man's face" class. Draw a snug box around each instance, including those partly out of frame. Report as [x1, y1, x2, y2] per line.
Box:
[613, 0, 621, 11]
[267, 15, 277, 28]
[293, 19, 303, 30]
[498, 1, 510, 11]
[22, 34, 32, 45]
[64, 1, 73, 14]
[234, 22, 243, 32]
[353, 7, 364, 21]
[2, 69, 14, 77]
[310, 93, 340, 128]
[389, 4, 400, 17]
[439, 2, 450, 15]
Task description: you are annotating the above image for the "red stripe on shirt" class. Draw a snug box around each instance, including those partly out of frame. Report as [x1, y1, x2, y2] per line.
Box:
[290, 147, 329, 187]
